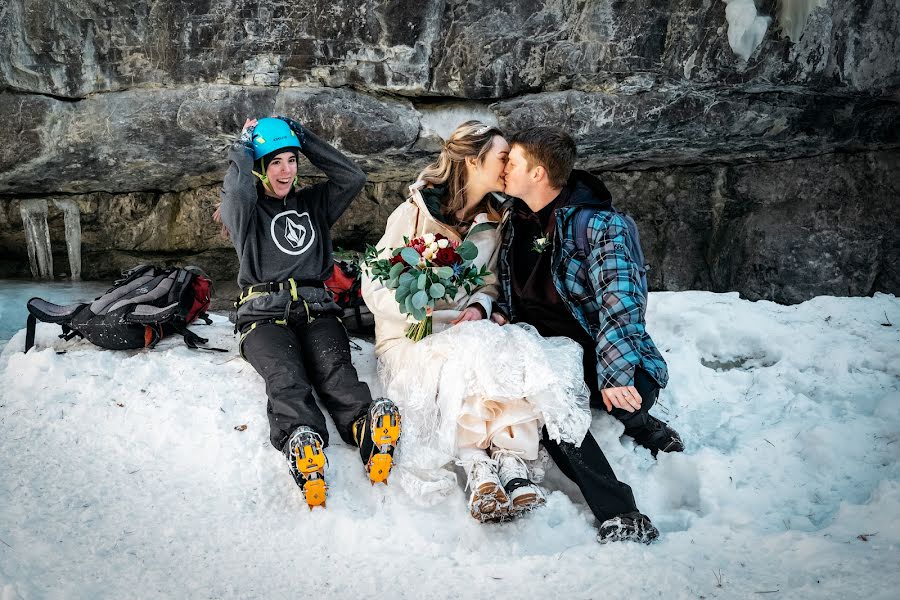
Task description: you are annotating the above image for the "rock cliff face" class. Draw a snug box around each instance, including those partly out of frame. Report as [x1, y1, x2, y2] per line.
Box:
[1, 0, 897, 303]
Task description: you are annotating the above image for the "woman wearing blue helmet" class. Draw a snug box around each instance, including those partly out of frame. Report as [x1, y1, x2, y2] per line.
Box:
[217, 116, 401, 509]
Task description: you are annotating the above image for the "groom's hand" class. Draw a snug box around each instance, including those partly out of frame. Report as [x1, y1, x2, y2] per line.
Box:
[490, 311, 508, 325]
[601, 386, 643, 413]
[451, 306, 485, 325]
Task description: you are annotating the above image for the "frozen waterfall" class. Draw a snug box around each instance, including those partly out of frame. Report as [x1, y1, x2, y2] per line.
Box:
[19, 199, 53, 280]
[18, 198, 82, 280]
[52, 199, 82, 281]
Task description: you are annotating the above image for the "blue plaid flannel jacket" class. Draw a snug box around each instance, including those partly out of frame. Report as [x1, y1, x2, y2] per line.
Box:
[497, 196, 669, 391]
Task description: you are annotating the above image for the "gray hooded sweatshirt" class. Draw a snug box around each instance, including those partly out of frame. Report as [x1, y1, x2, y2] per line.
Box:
[219, 125, 366, 290]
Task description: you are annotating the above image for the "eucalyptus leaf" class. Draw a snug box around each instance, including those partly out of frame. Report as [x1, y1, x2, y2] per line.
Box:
[411, 290, 429, 310]
[389, 262, 405, 279]
[412, 306, 426, 321]
[398, 271, 415, 286]
[417, 273, 427, 290]
[428, 282, 445, 299]
[457, 240, 477, 261]
[434, 266, 454, 279]
[400, 247, 421, 266]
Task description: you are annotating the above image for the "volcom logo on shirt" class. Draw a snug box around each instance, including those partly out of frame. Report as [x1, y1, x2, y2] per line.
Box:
[270, 210, 316, 256]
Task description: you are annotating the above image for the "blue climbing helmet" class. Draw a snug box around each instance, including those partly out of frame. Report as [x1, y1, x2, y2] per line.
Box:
[250, 118, 302, 195]
[252, 117, 302, 160]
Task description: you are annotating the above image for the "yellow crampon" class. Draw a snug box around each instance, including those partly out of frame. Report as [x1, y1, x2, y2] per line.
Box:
[366, 411, 401, 485]
[294, 441, 327, 509]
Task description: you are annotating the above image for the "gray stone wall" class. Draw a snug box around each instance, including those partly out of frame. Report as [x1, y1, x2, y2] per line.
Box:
[1, 0, 898, 303]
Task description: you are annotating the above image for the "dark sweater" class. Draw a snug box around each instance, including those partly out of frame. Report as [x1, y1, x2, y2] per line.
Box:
[510, 189, 592, 347]
[219, 125, 366, 289]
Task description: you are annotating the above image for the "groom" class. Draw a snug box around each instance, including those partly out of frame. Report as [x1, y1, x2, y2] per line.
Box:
[493, 127, 683, 542]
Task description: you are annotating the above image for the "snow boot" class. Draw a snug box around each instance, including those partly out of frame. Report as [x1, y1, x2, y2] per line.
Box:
[285, 426, 328, 509]
[352, 397, 401, 485]
[597, 511, 659, 544]
[463, 455, 509, 522]
[491, 448, 545, 514]
[625, 414, 684, 457]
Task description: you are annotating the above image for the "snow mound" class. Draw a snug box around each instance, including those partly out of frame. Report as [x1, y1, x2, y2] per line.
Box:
[1, 291, 898, 599]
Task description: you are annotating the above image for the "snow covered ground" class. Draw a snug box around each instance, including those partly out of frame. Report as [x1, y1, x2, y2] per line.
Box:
[1, 289, 898, 599]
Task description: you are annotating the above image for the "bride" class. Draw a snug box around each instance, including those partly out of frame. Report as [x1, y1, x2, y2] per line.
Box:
[361, 121, 591, 521]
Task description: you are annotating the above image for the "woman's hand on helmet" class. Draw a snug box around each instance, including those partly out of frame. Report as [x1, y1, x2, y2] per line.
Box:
[237, 118, 258, 149]
[275, 115, 306, 143]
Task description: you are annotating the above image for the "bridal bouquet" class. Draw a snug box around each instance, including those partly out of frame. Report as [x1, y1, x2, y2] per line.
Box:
[364, 233, 490, 341]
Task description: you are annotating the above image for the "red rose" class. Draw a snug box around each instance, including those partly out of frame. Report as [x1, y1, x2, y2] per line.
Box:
[434, 247, 461, 266]
[388, 253, 404, 266]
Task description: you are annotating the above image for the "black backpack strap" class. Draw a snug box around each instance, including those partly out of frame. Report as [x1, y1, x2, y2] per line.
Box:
[573, 207, 594, 256]
[25, 313, 36, 353]
[23, 315, 80, 353]
[168, 268, 193, 305]
[59, 325, 82, 342]
[124, 303, 180, 324]
[172, 323, 229, 353]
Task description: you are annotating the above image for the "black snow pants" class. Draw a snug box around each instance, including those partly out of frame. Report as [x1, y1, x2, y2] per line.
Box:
[542, 429, 639, 524]
[541, 369, 659, 524]
[240, 314, 372, 451]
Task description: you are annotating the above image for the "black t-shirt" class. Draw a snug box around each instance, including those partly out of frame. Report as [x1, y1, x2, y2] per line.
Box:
[509, 190, 600, 396]
[510, 190, 592, 345]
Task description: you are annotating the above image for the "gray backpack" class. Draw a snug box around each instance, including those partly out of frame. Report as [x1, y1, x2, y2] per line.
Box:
[25, 265, 224, 352]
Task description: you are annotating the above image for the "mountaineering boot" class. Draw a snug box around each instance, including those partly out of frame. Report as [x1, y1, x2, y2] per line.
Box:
[463, 454, 509, 522]
[285, 426, 328, 509]
[597, 511, 660, 544]
[491, 448, 545, 514]
[624, 414, 684, 457]
[352, 397, 401, 485]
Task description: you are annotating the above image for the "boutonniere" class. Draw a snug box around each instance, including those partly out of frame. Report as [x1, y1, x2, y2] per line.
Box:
[532, 236, 550, 254]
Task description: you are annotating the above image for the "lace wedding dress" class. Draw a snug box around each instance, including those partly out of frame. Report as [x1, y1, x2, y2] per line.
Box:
[379, 319, 592, 506]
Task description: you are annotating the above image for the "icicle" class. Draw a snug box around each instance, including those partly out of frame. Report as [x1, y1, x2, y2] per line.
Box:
[777, 0, 827, 43]
[52, 199, 82, 281]
[722, 0, 771, 61]
[19, 199, 54, 280]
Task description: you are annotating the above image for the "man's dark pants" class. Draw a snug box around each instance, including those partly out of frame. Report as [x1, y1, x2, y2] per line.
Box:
[542, 368, 660, 523]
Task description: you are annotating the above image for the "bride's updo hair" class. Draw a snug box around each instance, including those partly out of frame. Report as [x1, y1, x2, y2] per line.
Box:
[417, 120, 504, 226]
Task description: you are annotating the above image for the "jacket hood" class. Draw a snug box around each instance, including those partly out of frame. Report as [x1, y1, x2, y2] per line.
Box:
[564, 169, 613, 211]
